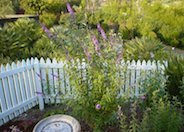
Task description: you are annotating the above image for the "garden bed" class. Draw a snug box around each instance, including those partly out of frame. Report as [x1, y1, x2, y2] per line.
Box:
[0, 105, 120, 132]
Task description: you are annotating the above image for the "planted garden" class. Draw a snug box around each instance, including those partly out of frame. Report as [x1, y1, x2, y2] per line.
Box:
[0, 0, 184, 132]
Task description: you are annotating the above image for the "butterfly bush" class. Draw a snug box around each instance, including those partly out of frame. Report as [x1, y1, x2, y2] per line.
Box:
[40, 3, 124, 130]
[62, 12, 124, 131]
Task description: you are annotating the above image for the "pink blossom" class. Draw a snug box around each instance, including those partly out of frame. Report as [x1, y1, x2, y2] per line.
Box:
[96, 104, 101, 110]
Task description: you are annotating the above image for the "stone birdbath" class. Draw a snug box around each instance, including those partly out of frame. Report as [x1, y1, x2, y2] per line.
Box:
[33, 115, 81, 132]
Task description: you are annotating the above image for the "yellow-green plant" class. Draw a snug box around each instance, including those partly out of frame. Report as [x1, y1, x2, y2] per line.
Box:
[124, 37, 165, 61]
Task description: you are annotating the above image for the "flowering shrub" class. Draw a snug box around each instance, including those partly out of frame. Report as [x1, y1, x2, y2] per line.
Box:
[54, 5, 124, 130]
[65, 29, 124, 130]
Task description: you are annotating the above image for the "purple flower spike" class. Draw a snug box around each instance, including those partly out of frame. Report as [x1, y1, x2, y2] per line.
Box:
[92, 35, 100, 51]
[96, 104, 101, 110]
[97, 24, 107, 40]
[84, 47, 91, 61]
[41, 24, 53, 39]
[66, 3, 74, 16]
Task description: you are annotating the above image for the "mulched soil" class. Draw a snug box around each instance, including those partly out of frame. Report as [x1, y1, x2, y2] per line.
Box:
[0, 105, 120, 132]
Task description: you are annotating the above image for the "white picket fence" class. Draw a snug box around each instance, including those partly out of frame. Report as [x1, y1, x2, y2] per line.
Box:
[0, 58, 165, 126]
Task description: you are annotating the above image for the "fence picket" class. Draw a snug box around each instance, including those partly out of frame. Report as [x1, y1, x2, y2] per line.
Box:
[34, 58, 44, 110]
[17, 61, 28, 111]
[40, 58, 48, 103]
[135, 60, 141, 95]
[53, 59, 60, 103]
[1, 65, 14, 120]
[0, 73, 9, 123]
[31, 58, 38, 105]
[12, 62, 23, 114]
[6, 64, 19, 117]
[58, 61, 65, 97]
[130, 60, 136, 97]
[26, 59, 36, 107]
[46, 58, 54, 103]
[22, 60, 32, 109]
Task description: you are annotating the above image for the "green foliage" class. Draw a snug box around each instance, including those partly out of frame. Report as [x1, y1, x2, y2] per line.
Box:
[119, 75, 183, 132]
[138, 0, 184, 48]
[77, 0, 184, 48]
[59, 21, 124, 131]
[20, 0, 46, 14]
[0, 0, 14, 15]
[129, 101, 139, 132]
[0, 18, 42, 60]
[31, 35, 60, 59]
[39, 13, 57, 28]
[20, 0, 81, 15]
[67, 58, 122, 131]
[139, 71, 167, 107]
[165, 56, 184, 102]
[146, 97, 183, 132]
[124, 37, 165, 61]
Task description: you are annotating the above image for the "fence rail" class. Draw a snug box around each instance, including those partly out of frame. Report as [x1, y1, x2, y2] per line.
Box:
[0, 57, 165, 126]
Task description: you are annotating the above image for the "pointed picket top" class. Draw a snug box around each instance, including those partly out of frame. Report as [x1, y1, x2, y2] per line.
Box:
[21, 59, 26, 67]
[131, 60, 136, 66]
[152, 60, 156, 66]
[40, 57, 45, 64]
[52, 58, 57, 65]
[6, 63, 11, 71]
[46, 58, 51, 63]
[136, 60, 141, 68]
[1, 64, 5, 73]
[17, 61, 21, 68]
[147, 60, 152, 70]
[147, 60, 151, 66]
[34, 57, 39, 64]
[11, 62, 17, 70]
[26, 58, 31, 65]
[30, 57, 35, 65]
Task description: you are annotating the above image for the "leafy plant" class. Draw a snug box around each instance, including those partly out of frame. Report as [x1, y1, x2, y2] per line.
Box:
[124, 37, 165, 61]
[165, 56, 184, 102]
[0, 18, 42, 60]
[20, 0, 46, 14]
[0, 0, 14, 15]
[39, 13, 57, 28]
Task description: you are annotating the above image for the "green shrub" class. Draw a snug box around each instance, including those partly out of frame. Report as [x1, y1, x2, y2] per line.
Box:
[123, 37, 165, 61]
[139, 97, 183, 132]
[119, 73, 183, 132]
[20, 0, 47, 14]
[137, 1, 184, 48]
[0, 18, 42, 60]
[67, 59, 122, 131]
[165, 56, 184, 102]
[139, 71, 167, 108]
[31, 35, 59, 59]
[0, 0, 14, 15]
[39, 13, 57, 27]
